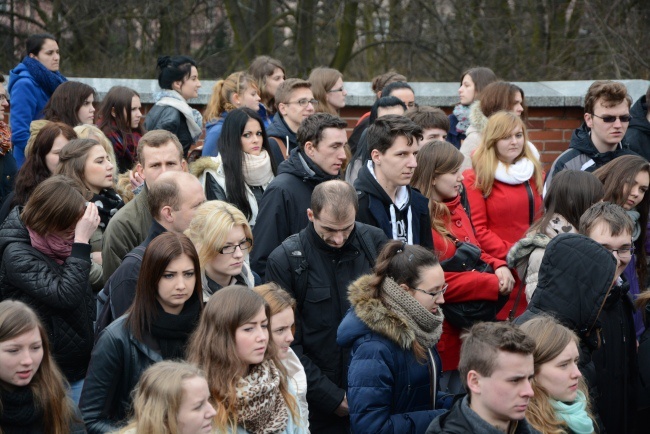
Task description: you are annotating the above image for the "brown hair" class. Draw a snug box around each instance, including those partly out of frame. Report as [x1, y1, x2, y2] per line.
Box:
[0, 300, 77, 434]
[412, 141, 464, 241]
[253, 282, 296, 317]
[56, 138, 104, 196]
[372, 70, 407, 96]
[204, 71, 256, 122]
[275, 78, 311, 105]
[578, 201, 634, 239]
[406, 106, 450, 132]
[479, 82, 528, 120]
[248, 55, 285, 110]
[21, 175, 85, 236]
[125, 232, 203, 341]
[584, 80, 632, 114]
[43, 81, 96, 127]
[186, 286, 299, 432]
[520, 316, 595, 434]
[460, 67, 498, 100]
[367, 114, 422, 154]
[309, 67, 343, 115]
[459, 321, 535, 393]
[136, 130, 183, 166]
[97, 85, 144, 140]
[295, 112, 347, 151]
[310, 180, 358, 220]
[471, 111, 543, 196]
[146, 173, 182, 219]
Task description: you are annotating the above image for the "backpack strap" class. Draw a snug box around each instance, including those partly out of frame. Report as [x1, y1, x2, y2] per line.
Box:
[270, 136, 288, 160]
[125, 245, 146, 261]
[355, 223, 377, 268]
[281, 232, 310, 312]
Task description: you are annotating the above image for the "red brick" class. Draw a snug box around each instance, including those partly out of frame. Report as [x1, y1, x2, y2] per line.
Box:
[563, 130, 575, 141]
[542, 141, 570, 152]
[540, 152, 560, 163]
[529, 130, 564, 141]
[525, 119, 545, 129]
[529, 107, 569, 118]
[545, 119, 582, 129]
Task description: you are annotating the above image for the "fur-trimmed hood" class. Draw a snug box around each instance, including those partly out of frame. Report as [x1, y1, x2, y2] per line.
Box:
[468, 100, 488, 135]
[337, 274, 418, 350]
[189, 155, 221, 179]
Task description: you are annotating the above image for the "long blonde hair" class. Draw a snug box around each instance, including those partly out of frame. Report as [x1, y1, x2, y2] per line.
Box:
[204, 72, 256, 122]
[117, 361, 208, 434]
[471, 111, 543, 197]
[185, 286, 299, 432]
[519, 316, 595, 434]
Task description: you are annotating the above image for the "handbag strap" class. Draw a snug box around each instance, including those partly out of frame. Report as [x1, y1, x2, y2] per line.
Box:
[508, 263, 528, 322]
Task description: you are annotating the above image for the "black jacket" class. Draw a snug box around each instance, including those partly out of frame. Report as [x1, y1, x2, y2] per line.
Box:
[544, 122, 637, 192]
[266, 222, 387, 432]
[354, 163, 433, 249]
[426, 396, 540, 434]
[516, 233, 628, 433]
[0, 207, 94, 383]
[251, 148, 339, 278]
[79, 316, 163, 434]
[266, 112, 298, 156]
[626, 95, 650, 161]
[144, 104, 193, 156]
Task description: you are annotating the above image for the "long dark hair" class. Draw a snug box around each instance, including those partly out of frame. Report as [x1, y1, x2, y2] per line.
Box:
[217, 107, 278, 220]
[43, 81, 96, 126]
[125, 233, 203, 341]
[97, 86, 144, 138]
[12, 122, 77, 207]
[594, 155, 650, 285]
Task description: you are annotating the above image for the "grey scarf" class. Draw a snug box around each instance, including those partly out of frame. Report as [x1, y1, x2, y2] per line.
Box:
[381, 277, 444, 349]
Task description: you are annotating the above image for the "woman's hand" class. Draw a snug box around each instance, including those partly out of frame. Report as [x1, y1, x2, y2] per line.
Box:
[495, 266, 515, 295]
[129, 170, 144, 191]
[74, 202, 100, 244]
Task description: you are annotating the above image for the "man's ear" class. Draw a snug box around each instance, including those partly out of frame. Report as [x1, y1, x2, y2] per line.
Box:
[135, 163, 145, 180]
[307, 208, 314, 222]
[584, 112, 594, 129]
[466, 370, 482, 395]
[160, 205, 174, 223]
[304, 141, 315, 156]
[278, 102, 288, 117]
[371, 149, 381, 165]
[181, 159, 188, 172]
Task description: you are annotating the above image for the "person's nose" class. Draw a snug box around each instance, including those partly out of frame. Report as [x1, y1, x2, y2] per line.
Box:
[205, 402, 217, 419]
[285, 329, 294, 344]
[407, 154, 417, 168]
[232, 245, 244, 259]
[458, 173, 464, 182]
[435, 292, 445, 305]
[571, 364, 582, 379]
[20, 350, 33, 366]
[521, 378, 534, 398]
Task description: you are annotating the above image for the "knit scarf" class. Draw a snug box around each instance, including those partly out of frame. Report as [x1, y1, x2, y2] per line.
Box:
[381, 276, 444, 348]
[105, 122, 142, 167]
[149, 297, 201, 359]
[153, 89, 203, 141]
[90, 189, 124, 230]
[494, 142, 540, 185]
[0, 121, 11, 156]
[27, 226, 74, 265]
[20, 56, 67, 96]
[453, 104, 471, 134]
[626, 209, 641, 242]
[550, 391, 594, 434]
[243, 150, 274, 187]
[236, 360, 289, 434]
[0, 386, 43, 433]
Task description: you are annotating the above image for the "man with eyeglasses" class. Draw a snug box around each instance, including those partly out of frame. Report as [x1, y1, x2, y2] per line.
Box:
[266, 78, 317, 158]
[266, 180, 387, 434]
[544, 80, 637, 194]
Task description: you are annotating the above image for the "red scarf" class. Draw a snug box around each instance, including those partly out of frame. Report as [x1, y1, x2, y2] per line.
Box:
[27, 226, 74, 265]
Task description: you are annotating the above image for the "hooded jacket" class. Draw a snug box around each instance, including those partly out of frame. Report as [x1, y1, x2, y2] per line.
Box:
[266, 112, 298, 158]
[459, 101, 488, 172]
[354, 163, 433, 249]
[544, 122, 637, 193]
[250, 148, 339, 278]
[626, 95, 650, 161]
[426, 396, 541, 434]
[144, 104, 193, 156]
[515, 233, 625, 432]
[337, 275, 450, 434]
[0, 207, 94, 383]
[201, 114, 226, 157]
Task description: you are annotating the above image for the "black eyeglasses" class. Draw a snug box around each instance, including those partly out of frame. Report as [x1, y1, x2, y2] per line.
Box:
[285, 98, 319, 108]
[219, 239, 253, 255]
[603, 245, 634, 259]
[413, 284, 448, 299]
[327, 86, 345, 93]
[591, 113, 632, 123]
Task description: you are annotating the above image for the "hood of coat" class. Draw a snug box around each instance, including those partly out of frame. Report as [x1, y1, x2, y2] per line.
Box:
[468, 100, 488, 135]
[522, 233, 616, 331]
[0, 207, 30, 258]
[276, 147, 337, 184]
[189, 155, 221, 179]
[629, 95, 650, 133]
[354, 162, 413, 208]
[266, 112, 297, 138]
[337, 274, 418, 350]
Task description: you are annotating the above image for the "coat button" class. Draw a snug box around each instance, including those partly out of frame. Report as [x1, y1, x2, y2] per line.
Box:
[465, 236, 471, 242]
[455, 220, 462, 227]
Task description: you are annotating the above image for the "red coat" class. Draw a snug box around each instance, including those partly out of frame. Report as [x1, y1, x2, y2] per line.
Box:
[462, 169, 543, 319]
[433, 195, 506, 371]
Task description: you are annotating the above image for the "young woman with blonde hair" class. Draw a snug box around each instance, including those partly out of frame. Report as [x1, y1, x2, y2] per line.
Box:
[253, 283, 308, 429]
[202, 72, 261, 157]
[463, 111, 544, 318]
[520, 315, 596, 434]
[0, 300, 85, 433]
[184, 200, 257, 299]
[186, 285, 306, 433]
[117, 361, 216, 434]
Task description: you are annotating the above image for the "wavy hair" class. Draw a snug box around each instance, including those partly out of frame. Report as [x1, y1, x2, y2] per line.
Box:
[471, 111, 543, 197]
[185, 286, 298, 432]
[204, 72, 256, 123]
[43, 81, 96, 127]
[248, 55, 285, 112]
[0, 300, 77, 434]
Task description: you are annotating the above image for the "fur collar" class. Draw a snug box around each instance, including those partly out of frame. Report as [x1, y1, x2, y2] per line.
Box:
[469, 100, 488, 134]
[189, 156, 220, 179]
[348, 275, 418, 350]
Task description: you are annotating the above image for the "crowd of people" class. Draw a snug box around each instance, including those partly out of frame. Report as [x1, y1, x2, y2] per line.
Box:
[0, 32, 650, 434]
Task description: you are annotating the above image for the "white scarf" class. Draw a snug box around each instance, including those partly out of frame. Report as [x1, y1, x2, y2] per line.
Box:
[494, 141, 539, 185]
[154, 90, 203, 140]
[243, 150, 274, 187]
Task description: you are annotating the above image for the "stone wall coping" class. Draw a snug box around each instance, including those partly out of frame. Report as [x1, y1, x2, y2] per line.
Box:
[7, 76, 649, 108]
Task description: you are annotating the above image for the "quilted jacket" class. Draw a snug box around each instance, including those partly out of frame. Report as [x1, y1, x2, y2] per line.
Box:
[337, 275, 451, 434]
[0, 207, 94, 382]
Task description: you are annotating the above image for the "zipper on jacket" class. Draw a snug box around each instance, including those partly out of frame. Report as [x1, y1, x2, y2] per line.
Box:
[525, 181, 535, 225]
